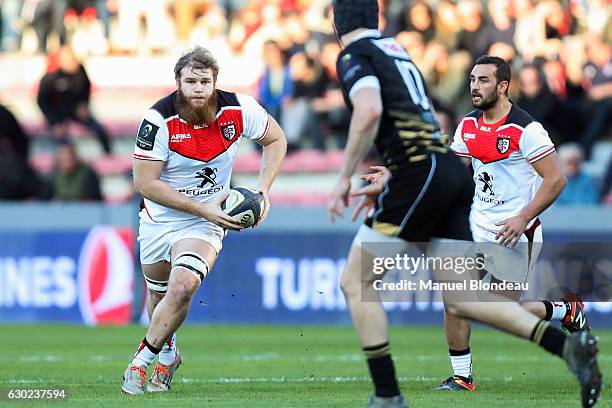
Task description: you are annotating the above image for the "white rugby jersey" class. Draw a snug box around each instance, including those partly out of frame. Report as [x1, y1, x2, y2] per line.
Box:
[450, 104, 555, 233]
[133, 89, 269, 223]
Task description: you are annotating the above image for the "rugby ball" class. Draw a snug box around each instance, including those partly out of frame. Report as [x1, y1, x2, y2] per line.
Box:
[221, 187, 264, 228]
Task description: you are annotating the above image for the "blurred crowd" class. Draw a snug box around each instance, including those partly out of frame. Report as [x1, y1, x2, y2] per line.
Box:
[0, 0, 610, 204]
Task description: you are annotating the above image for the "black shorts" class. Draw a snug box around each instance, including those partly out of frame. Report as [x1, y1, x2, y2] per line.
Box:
[366, 153, 473, 241]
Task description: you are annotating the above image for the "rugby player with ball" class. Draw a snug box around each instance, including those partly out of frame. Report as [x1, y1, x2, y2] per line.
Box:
[122, 46, 286, 394]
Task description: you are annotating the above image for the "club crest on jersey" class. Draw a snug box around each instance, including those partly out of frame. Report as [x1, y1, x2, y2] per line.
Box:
[497, 137, 510, 154]
[221, 123, 236, 140]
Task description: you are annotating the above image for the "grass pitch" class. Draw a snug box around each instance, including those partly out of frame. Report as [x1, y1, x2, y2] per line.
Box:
[1, 324, 609, 407]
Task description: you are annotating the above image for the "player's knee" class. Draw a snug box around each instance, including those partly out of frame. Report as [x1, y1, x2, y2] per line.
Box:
[339, 269, 361, 299]
[168, 252, 209, 304]
[144, 275, 169, 296]
[167, 269, 200, 303]
[444, 301, 464, 317]
[147, 290, 165, 307]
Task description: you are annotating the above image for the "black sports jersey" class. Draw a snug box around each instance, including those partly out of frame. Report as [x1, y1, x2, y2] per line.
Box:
[336, 30, 448, 167]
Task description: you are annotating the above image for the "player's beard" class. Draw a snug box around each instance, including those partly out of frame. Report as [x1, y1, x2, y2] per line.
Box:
[471, 90, 499, 111]
[176, 89, 218, 126]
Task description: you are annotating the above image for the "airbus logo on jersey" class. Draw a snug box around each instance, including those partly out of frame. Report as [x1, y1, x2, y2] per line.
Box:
[463, 133, 476, 141]
[171, 133, 192, 142]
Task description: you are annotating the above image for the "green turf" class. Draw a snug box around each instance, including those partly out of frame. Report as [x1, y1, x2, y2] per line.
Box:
[1, 325, 608, 407]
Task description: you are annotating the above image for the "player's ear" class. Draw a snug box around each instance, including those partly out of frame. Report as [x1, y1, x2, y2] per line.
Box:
[498, 80, 509, 95]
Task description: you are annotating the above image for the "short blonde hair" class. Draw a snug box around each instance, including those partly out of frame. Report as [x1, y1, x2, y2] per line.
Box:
[174, 46, 219, 81]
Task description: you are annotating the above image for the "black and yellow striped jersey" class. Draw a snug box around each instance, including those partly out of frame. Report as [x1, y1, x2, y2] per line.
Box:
[336, 30, 448, 167]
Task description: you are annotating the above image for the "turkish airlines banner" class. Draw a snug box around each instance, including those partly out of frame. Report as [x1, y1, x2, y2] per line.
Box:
[0, 227, 136, 325]
[0, 229, 611, 327]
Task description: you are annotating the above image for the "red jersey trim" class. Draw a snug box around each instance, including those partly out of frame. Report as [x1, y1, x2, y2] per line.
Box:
[451, 148, 471, 157]
[143, 201, 156, 223]
[528, 146, 555, 163]
[253, 116, 270, 141]
[134, 153, 163, 161]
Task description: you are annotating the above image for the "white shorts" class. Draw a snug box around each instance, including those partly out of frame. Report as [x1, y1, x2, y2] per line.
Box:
[471, 219, 543, 283]
[138, 211, 225, 265]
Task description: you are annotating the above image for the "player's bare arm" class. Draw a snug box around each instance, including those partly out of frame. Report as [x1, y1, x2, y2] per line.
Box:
[495, 152, 567, 246]
[133, 159, 243, 231]
[328, 87, 382, 222]
[254, 115, 287, 226]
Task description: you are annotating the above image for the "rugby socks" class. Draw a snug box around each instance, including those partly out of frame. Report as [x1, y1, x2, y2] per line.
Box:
[159, 333, 178, 365]
[132, 337, 161, 368]
[530, 320, 567, 357]
[542, 301, 568, 321]
[449, 348, 472, 379]
[364, 342, 401, 398]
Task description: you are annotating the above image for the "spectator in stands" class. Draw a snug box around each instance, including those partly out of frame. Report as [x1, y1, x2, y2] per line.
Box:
[63, 0, 108, 56]
[37, 45, 111, 153]
[580, 35, 612, 159]
[257, 40, 293, 123]
[513, 0, 547, 60]
[433, 0, 461, 49]
[395, 30, 426, 68]
[173, 0, 209, 42]
[95, 0, 112, 38]
[0, 134, 42, 200]
[421, 41, 472, 116]
[51, 141, 102, 201]
[282, 51, 329, 151]
[480, 0, 516, 52]
[310, 40, 350, 150]
[0, 102, 29, 159]
[600, 159, 612, 205]
[21, 0, 67, 53]
[433, 101, 457, 138]
[0, 101, 41, 200]
[114, 0, 173, 54]
[540, 0, 577, 39]
[189, 5, 229, 59]
[1, 0, 24, 51]
[400, 1, 436, 43]
[455, 0, 487, 60]
[283, 12, 310, 57]
[517, 63, 565, 144]
[556, 143, 599, 205]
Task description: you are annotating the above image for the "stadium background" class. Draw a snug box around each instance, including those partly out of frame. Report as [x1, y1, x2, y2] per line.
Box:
[0, 1, 610, 406]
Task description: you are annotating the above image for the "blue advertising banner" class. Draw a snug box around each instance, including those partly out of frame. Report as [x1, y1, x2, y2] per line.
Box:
[0, 227, 136, 325]
[1, 229, 611, 327]
[190, 231, 612, 328]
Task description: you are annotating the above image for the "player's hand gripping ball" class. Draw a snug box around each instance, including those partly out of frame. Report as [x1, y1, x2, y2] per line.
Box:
[221, 187, 265, 228]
